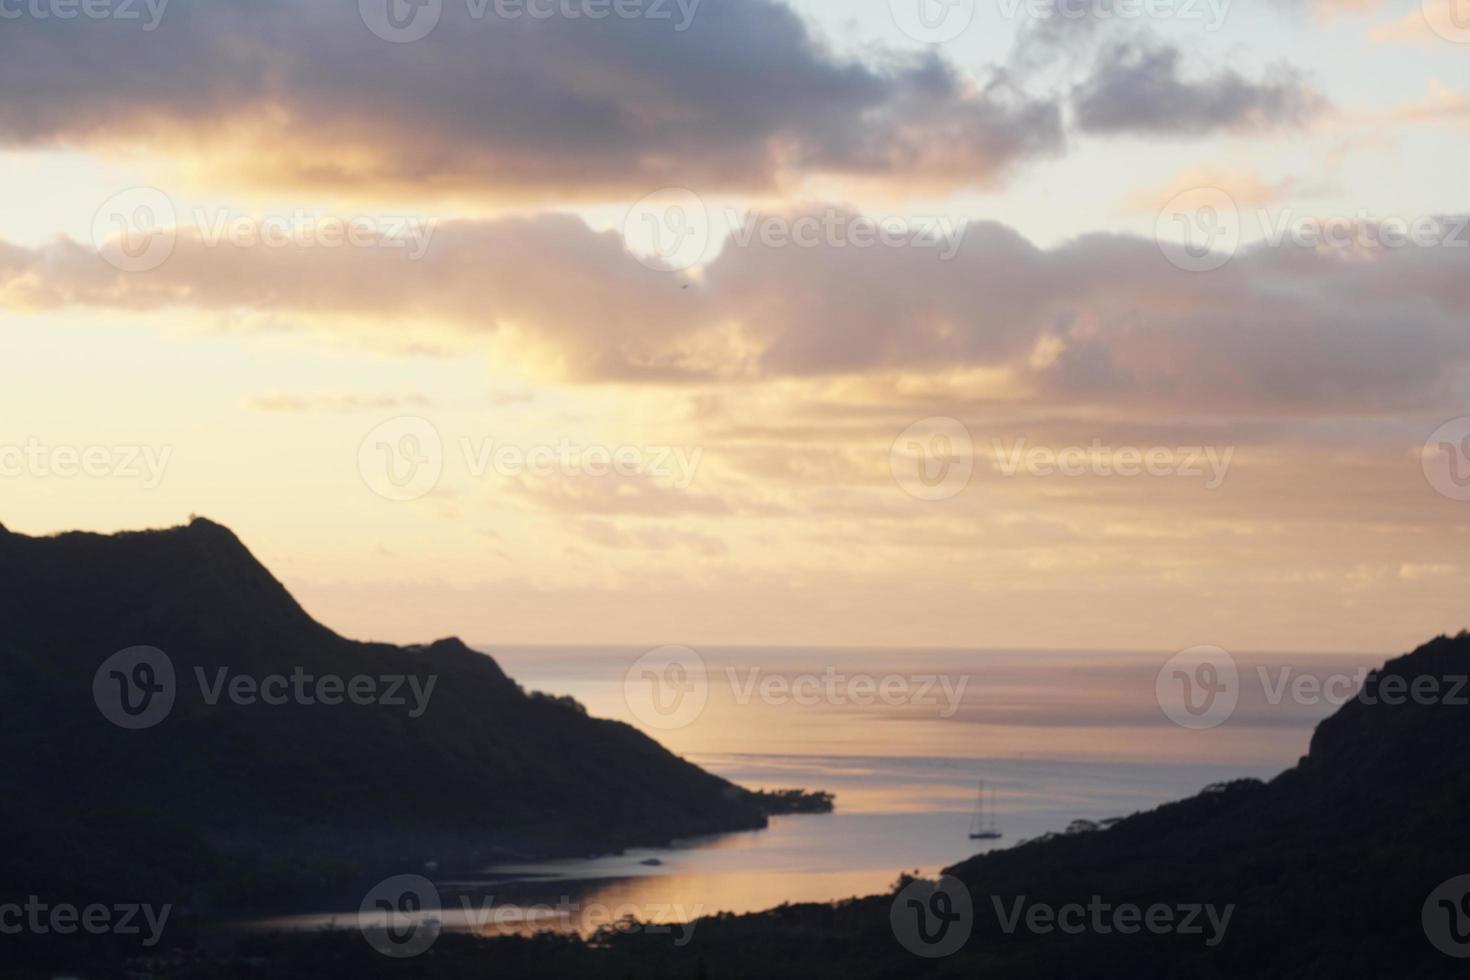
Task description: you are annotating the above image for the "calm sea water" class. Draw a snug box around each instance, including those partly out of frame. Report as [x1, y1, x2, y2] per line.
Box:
[251, 645, 1385, 937]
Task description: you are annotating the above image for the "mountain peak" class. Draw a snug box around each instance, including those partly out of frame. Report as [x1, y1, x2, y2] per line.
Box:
[407, 636, 510, 683]
[186, 514, 233, 534]
[0, 516, 330, 655]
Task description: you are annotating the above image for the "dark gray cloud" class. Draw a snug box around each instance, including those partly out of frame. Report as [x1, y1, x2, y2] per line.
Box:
[0, 0, 1324, 196]
[0, 0, 1062, 195]
[1071, 40, 1325, 135]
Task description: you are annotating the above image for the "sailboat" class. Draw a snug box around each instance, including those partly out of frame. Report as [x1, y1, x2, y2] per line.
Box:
[968, 781, 1002, 840]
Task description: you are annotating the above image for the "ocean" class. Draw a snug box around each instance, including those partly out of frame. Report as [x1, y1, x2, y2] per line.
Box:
[253, 644, 1386, 936]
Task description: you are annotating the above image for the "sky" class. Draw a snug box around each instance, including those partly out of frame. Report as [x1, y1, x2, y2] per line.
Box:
[1, 0, 1468, 655]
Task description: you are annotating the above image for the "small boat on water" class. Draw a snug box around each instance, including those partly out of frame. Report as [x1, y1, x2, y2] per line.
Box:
[969, 780, 1003, 840]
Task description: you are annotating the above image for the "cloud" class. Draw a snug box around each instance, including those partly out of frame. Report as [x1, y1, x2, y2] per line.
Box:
[1370, 0, 1467, 45]
[505, 472, 729, 516]
[244, 392, 431, 413]
[1383, 82, 1470, 131]
[1399, 562, 1458, 581]
[0, 0, 1062, 198]
[578, 518, 729, 556]
[0, 0, 1327, 200]
[1071, 40, 1326, 136]
[1118, 168, 1310, 219]
[4, 210, 1468, 412]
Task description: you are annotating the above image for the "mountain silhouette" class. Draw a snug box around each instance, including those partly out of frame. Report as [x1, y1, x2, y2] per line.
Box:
[0, 518, 781, 915]
[218, 630, 1470, 978]
[6, 519, 1465, 975]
